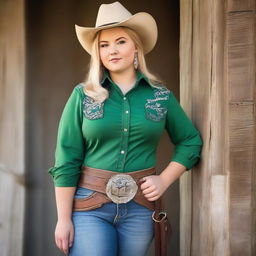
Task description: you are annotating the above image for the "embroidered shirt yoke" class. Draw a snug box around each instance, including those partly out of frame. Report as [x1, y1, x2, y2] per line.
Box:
[48, 70, 203, 187]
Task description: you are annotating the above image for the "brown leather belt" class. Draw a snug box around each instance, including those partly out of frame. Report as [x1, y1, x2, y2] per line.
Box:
[73, 166, 156, 211]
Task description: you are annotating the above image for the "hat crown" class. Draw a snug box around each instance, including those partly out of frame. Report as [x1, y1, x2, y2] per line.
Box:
[96, 2, 132, 27]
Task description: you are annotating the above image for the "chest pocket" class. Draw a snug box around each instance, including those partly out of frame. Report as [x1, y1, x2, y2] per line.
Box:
[145, 88, 170, 122]
[83, 96, 104, 120]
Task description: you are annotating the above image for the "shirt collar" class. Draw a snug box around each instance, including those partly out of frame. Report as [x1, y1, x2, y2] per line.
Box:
[100, 69, 153, 88]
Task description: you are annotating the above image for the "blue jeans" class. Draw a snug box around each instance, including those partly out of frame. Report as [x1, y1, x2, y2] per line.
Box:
[69, 187, 154, 256]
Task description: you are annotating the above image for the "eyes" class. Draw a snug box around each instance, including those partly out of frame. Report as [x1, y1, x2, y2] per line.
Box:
[99, 40, 126, 48]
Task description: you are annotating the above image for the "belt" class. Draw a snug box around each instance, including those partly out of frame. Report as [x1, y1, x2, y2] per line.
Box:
[73, 166, 156, 211]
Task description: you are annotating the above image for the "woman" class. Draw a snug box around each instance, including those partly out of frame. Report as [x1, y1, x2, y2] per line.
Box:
[48, 2, 203, 256]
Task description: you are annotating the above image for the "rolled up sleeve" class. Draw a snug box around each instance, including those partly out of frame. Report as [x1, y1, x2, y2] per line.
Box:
[48, 85, 85, 186]
[165, 92, 203, 170]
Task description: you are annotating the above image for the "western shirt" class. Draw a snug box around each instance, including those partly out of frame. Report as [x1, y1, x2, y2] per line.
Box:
[48, 70, 203, 187]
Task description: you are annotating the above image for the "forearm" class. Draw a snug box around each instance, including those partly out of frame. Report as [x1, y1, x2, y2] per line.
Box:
[55, 187, 76, 221]
[159, 161, 186, 188]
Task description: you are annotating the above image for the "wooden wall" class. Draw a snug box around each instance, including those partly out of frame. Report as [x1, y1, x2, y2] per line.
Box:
[0, 0, 26, 256]
[180, 0, 256, 255]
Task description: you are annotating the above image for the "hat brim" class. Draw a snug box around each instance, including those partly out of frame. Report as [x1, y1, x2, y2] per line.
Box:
[75, 12, 158, 55]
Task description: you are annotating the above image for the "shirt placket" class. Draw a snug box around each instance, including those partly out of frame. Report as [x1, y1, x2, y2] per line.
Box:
[116, 95, 130, 170]
[109, 77, 141, 172]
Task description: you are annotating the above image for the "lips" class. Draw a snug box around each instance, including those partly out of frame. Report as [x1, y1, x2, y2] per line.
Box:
[110, 58, 121, 62]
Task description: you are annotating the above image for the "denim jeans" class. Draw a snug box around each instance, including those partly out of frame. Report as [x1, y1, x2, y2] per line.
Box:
[69, 186, 154, 256]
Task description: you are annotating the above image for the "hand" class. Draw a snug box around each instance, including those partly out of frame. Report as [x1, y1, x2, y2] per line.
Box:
[55, 219, 74, 255]
[139, 175, 169, 201]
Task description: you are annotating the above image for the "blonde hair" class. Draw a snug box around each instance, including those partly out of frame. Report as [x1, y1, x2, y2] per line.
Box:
[83, 26, 163, 102]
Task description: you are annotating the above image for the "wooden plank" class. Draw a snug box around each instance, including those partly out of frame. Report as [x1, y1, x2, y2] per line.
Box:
[228, 44, 254, 101]
[227, 4, 256, 256]
[190, 1, 228, 255]
[0, 170, 25, 256]
[227, 12, 254, 46]
[252, 143, 256, 256]
[229, 102, 255, 149]
[0, 0, 26, 256]
[229, 149, 254, 256]
[179, 1, 193, 255]
[227, 0, 255, 12]
[227, 12, 255, 101]
[179, 172, 192, 256]
[210, 175, 229, 256]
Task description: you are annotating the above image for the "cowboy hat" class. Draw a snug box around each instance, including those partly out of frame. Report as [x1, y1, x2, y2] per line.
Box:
[75, 1, 158, 55]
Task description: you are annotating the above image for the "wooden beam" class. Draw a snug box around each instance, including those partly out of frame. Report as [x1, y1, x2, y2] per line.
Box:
[179, 1, 193, 255]
[0, 1, 26, 256]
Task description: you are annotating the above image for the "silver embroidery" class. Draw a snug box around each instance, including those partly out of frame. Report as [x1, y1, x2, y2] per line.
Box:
[83, 96, 104, 120]
[154, 88, 170, 98]
[145, 87, 170, 122]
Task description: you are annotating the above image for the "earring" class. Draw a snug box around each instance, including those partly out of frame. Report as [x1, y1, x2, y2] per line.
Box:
[134, 52, 139, 69]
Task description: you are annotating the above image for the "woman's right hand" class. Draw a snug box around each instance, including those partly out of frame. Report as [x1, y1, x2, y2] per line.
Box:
[55, 219, 74, 255]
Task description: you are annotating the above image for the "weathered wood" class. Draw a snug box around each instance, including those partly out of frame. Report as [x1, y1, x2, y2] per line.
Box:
[229, 149, 254, 256]
[180, 0, 255, 255]
[229, 102, 254, 149]
[227, 11, 255, 101]
[179, 1, 193, 255]
[227, 2, 256, 253]
[210, 175, 229, 255]
[180, 0, 229, 255]
[0, 1, 26, 256]
[227, 0, 255, 12]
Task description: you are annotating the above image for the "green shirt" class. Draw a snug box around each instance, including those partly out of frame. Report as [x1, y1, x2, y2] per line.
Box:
[48, 69, 203, 187]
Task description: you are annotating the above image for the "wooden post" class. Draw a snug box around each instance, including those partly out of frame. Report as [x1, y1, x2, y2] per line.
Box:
[0, 1, 26, 256]
[180, 0, 255, 255]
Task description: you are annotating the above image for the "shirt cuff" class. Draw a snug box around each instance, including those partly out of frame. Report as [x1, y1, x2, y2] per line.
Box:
[171, 150, 201, 170]
[48, 167, 80, 187]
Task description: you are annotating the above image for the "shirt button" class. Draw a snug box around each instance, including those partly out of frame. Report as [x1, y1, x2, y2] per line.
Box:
[121, 150, 125, 154]
[123, 97, 126, 100]
[124, 128, 128, 132]
[125, 110, 129, 114]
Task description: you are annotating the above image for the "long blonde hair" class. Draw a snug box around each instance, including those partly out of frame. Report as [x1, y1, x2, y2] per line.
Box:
[83, 26, 163, 102]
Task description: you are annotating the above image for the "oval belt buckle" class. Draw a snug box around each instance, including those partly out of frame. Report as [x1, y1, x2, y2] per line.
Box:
[106, 174, 138, 204]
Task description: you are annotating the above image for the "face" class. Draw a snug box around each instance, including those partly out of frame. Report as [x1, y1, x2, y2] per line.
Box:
[98, 27, 137, 74]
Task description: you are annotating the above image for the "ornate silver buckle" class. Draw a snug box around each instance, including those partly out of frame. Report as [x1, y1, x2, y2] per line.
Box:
[106, 174, 138, 204]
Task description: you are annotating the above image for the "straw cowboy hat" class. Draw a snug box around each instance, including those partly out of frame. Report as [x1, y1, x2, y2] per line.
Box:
[75, 1, 158, 55]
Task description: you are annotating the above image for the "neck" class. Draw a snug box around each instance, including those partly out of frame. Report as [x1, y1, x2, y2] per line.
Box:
[109, 68, 137, 88]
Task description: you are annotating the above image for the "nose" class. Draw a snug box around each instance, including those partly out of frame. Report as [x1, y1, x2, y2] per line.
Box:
[109, 45, 118, 55]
